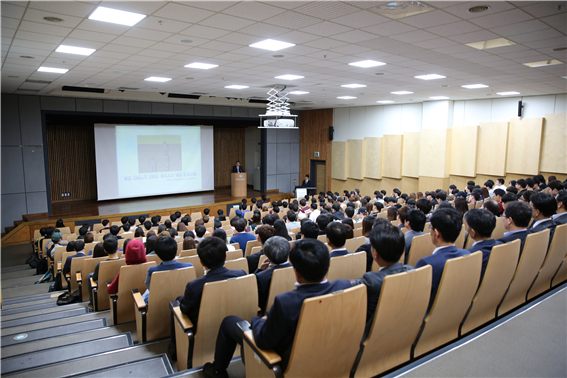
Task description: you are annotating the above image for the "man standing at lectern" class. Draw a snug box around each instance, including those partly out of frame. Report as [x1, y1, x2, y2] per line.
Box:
[301, 174, 311, 188]
[232, 161, 244, 173]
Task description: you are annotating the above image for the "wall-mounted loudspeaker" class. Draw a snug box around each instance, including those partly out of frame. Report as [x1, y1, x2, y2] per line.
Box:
[329, 126, 334, 141]
[518, 101, 523, 117]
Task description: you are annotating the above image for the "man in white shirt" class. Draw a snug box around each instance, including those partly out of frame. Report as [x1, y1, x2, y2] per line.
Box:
[285, 211, 301, 232]
[309, 203, 320, 221]
[494, 178, 507, 192]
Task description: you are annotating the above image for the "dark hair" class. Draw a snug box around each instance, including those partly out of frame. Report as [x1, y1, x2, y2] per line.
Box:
[134, 227, 145, 237]
[66, 241, 76, 252]
[326, 222, 347, 248]
[482, 199, 500, 216]
[557, 190, 567, 207]
[78, 226, 88, 236]
[301, 220, 319, 239]
[406, 209, 426, 232]
[56, 219, 65, 228]
[502, 192, 518, 204]
[342, 217, 354, 230]
[197, 237, 227, 270]
[155, 236, 178, 261]
[103, 235, 118, 254]
[195, 225, 207, 237]
[92, 243, 107, 258]
[453, 197, 469, 217]
[287, 210, 297, 222]
[157, 224, 167, 234]
[123, 223, 131, 232]
[465, 209, 496, 238]
[530, 192, 557, 217]
[316, 213, 332, 231]
[110, 225, 120, 236]
[212, 228, 228, 243]
[430, 207, 463, 243]
[525, 178, 534, 188]
[503, 201, 533, 228]
[467, 180, 475, 186]
[493, 188, 505, 198]
[369, 223, 405, 263]
[233, 218, 247, 232]
[386, 207, 398, 221]
[183, 237, 196, 251]
[290, 239, 330, 282]
[516, 179, 527, 189]
[549, 180, 564, 191]
[416, 198, 432, 214]
[257, 225, 276, 244]
[509, 180, 517, 187]
[345, 207, 355, 219]
[507, 186, 518, 194]
[273, 219, 292, 241]
[143, 221, 152, 231]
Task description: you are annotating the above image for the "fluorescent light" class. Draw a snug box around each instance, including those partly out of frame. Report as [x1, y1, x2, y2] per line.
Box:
[341, 84, 367, 88]
[290, 91, 309, 95]
[37, 66, 68, 74]
[185, 62, 219, 69]
[144, 77, 171, 82]
[56, 45, 96, 56]
[225, 85, 249, 89]
[466, 38, 516, 50]
[523, 59, 563, 68]
[391, 91, 413, 95]
[88, 6, 146, 26]
[274, 74, 304, 80]
[349, 60, 386, 68]
[377, 100, 395, 104]
[337, 96, 356, 99]
[497, 91, 520, 96]
[415, 74, 446, 80]
[429, 96, 450, 100]
[249, 39, 295, 51]
[369, 1, 434, 19]
[462, 84, 489, 89]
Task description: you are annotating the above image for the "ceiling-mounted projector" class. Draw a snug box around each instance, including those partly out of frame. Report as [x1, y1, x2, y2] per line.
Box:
[263, 118, 295, 127]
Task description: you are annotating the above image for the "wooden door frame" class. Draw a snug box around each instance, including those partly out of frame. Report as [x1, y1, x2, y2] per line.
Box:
[310, 159, 326, 195]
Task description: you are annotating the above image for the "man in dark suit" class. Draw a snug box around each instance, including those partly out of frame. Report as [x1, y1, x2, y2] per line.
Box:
[169, 237, 246, 361]
[255, 236, 292, 313]
[415, 208, 470, 309]
[301, 174, 311, 187]
[202, 239, 353, 378]
[352, 223, 413, 331]
[231, 161, 244, 173]
[465, 209, 501, 281]
[63, 240, 86, 275]
[331, 202, 345, 220]
[497, 201, 532, 256]
[552, 190, 567, 225]
[246, 225, 275, 274]
[528, 192, 557, 243]
[326, 222, 349, 258]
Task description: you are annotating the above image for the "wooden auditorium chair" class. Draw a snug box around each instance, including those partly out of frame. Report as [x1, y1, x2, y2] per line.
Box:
[460, 240, 521, 335]
[317, 234, 326, 242]
[240, 284, 366, 378]
[77, 256, 107, 302]
[132, 267, 196, 342]
[244, 240, 261, 257]
[146, 254, 163, 265]
[172, 274, 258, 370]
[528, 224, 567, 299]
[454, 224, 466, 249]
[226, 250, 243, 261]
[405, 234, 435, 266]
[353, 266, 432, 378]
[65, 255, 90, 297]
[327, 252, 366, 280]
[345, 236, 366, 253]
[225, 258, 249, 274]
[179, 249, 197, 257]
[91, 259, 126, 311]
[178, 256, 205, 278]
[263, 266, 297, 314]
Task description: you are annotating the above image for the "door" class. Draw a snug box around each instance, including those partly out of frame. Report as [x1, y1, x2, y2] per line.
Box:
[310, 160, 326, 195]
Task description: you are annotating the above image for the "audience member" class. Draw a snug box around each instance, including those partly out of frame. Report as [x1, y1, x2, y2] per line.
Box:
[326, 222, 348, 258]
[254, 236, 292, 313]
[404, 209, 426, 260]
[553, 190, 567, 225]
[465, 209, 500, 280]
[300, 220, 319, 239]
[529, 192, 557, 242]
[88, 235, 120, 311]
[246, 225, 276, 274]
[497, 201, 532, 254]
[230, 218, 257, 250]
[63, 240, 86, 275]
[274, 219, 292, 241]
[107, 239, 147, 295]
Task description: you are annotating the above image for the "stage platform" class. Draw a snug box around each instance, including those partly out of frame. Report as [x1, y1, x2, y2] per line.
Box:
[3, 188, 291, 246]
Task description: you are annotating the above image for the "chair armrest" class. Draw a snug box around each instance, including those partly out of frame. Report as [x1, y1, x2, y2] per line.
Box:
[57, 262, 62, 273]
[107, 282, 117, 298]
[172, 303, 193, 331]
[65, 273, 70, 280]
[76, 272, 82, 284]
[132, 289, 146, 311]
[90, 277, 97, 289]
[238, 321, 282, 366]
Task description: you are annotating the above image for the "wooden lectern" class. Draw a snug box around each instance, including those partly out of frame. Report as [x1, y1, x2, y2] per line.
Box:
[231, 173, 247, 197]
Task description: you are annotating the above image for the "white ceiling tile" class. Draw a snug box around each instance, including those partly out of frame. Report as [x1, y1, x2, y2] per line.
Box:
[15, 29, 65, 44]
[299, 21, 353, 37]
[93, 50, 132, 60]
[399, 10, 461, 29]
[332, 30, 378, 43]
[98, 1, 166, 15]
[10, 38, 59, 51]
[2, 3, 27, 19]
[329, 44, 373, 55]
[442, 2, 516, 20]
[100, 44, 143, 54]
[362, 21, 418, 37]
[294, 2, 360, 19]
[123, 28, 173, 42]
[263, 11, 322, 30]
[303, 37, 348, 50]
[470, 9, 534, 28]
[199, 40, 243, 52]
[413, 38, 459, 49]
[510, 28, 565, 44]
[59, 37, 106, 49]
[540, 13, 567, 34]
[524, 36, 567, 49]
[66, 29, 117, 43]
[448, 30, 501, 44]
[153, 3, 214, 23]
[237, 23, 291, 38]
[2, 16, 20, 29]
[275, 30, 320, 44]
[518, 1, 567, 18]
[136, 49, 177, 59]
[178, 24, 231, 39]
[2, 27, 16, 38]
[111, 36, 157, 48]
[426, 21, 483, 37]
[134, 16, 190, 33]
[216, 32, 265, 46]
[489, 19, 550, 37]
[28, 1, 96, 18]
[221, 2, 287, 21]
[199, 13, 256, 31]
[331, 10, 389, 28]
[390, 30, 438, 43]
[180, 1, 234, 12]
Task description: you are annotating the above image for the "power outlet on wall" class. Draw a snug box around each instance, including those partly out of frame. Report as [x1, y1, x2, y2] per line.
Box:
[61, 192, 71, 197]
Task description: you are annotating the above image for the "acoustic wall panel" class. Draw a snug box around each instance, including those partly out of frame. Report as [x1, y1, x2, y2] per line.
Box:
[364, 137, 382, 179]
[450, 126, 478, 177]
[476, 122, 509, 176]
[418, 129, 450, 178]
[382, 135, 403, 179]
[347, 139, 363, 180]
[506, 117, 543, 175]
[331, 141, 347, 180]
[540, 113, 567, 174]
[402, 132, 420, 178]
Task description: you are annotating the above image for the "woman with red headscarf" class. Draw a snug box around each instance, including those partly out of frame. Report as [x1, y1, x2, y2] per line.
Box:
[107, 239, 147, 295]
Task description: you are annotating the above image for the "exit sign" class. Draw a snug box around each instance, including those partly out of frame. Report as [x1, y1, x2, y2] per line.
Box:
[314, 151, 320, 157]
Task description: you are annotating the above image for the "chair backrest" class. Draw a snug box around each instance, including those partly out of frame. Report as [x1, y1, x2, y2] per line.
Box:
[290, 227, 300, 235]
[244, 240, 261, 257]
[97, 259, 127, 311]
[528, 224, 567, 299]
[144, 267, 196, 341]
[284, 284, 366, 377]
[244, 211, 254, 221]
[178, 256, 204, 278]
[193, 275, 258, 367]
[377, 212, 388, 219]
[250, 246, 262, 255]
[61, 251, 75, 267]
[258, 255, 269, 270]
[354, 221, 363, 229]
[225, 258, 249, 274]
[327, 252, 366, 280]
[179, 249, 197, 257]
[345, 236, 365, 253]
[80, 256, 109, 299]
[353, 228, 363, 238]
[84, 242, 98, 253]
[221, 220, 230, 226]
[69, 256, 90, 292]
[460, 240, 521, 335]
[191, 212, 202, 220]
[226, 250, 243, 261]
[492, 216, 506, 240]
[406, 234, 435, 266]
[230, 242, 239, 250]
[497, 229, 550, 316]
[467, 203, 475, 210]
[265, 266, 296, 312]
[413, 252, 482, 358]
[93, 223, 104, 233]
[455, 224, 466, 249]
[53, 245, 67, 265]
[58, 226, 71, 234]
[317, 234, 326, 242]
[145, 254, 163, 265]
[113, 261, 156, 324]
[62, 233, 76, 242]
[354, 266, 432, 378]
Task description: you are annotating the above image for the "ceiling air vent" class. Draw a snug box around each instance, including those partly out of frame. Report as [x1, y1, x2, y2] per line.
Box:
[62, 86, 105, 93]
[25, 79, 52, 84]
[43, 16, 64, 22]
[117, 87, 139, 90]
[248, 99, 270, 104]
[167, 93, 201, 99]
[468, 5, 490, 13]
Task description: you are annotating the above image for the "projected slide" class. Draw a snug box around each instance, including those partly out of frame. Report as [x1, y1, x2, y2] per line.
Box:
[94, 124, 214, 201]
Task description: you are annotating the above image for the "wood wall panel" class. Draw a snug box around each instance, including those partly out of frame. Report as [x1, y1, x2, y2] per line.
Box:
[477, 122, 508, 176]
[299, 109, 333, 191]
[213, 127, 246, 187]
[347, 139, 363, 179]
[450, 125, 478, 177]
[419, 129, 451, 178]
[540, 113, 567, 174]
[331, 141, 347, 180]
[364, 137, 382, 179]
[47, 125, 97, 202]
[382, 135, 403, 179]
[402, 132, 420, 178]
[506, 117, 543, 175]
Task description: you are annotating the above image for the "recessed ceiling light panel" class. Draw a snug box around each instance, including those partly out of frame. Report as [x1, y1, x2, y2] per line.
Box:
[349, 60, 386, 68]
[496, 91, 520, 95]
[225, 85, 249, 89]
[337, 96, 357, 99]
[462, 84, 489, 89]
[249, 39, 295, 51]
[88, 6, 146, 26]
[523, 59, 564, 68]
[274, 74, 304, 80]
[391, 91, 413, 95]
[377, 100, 395, 104]
[185, 62, 219, 69]
[466, 38, 515, 50]
[341, 84, 367, 88]
[370, 1, 434, 20]
[37, 67, 68, 74]
[290, 91, 309, 95]
[56, 45, 96, 56]
[429, 96, 450, 100]
[415, 74, 446, 80]
[145, 77, 171, 82]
